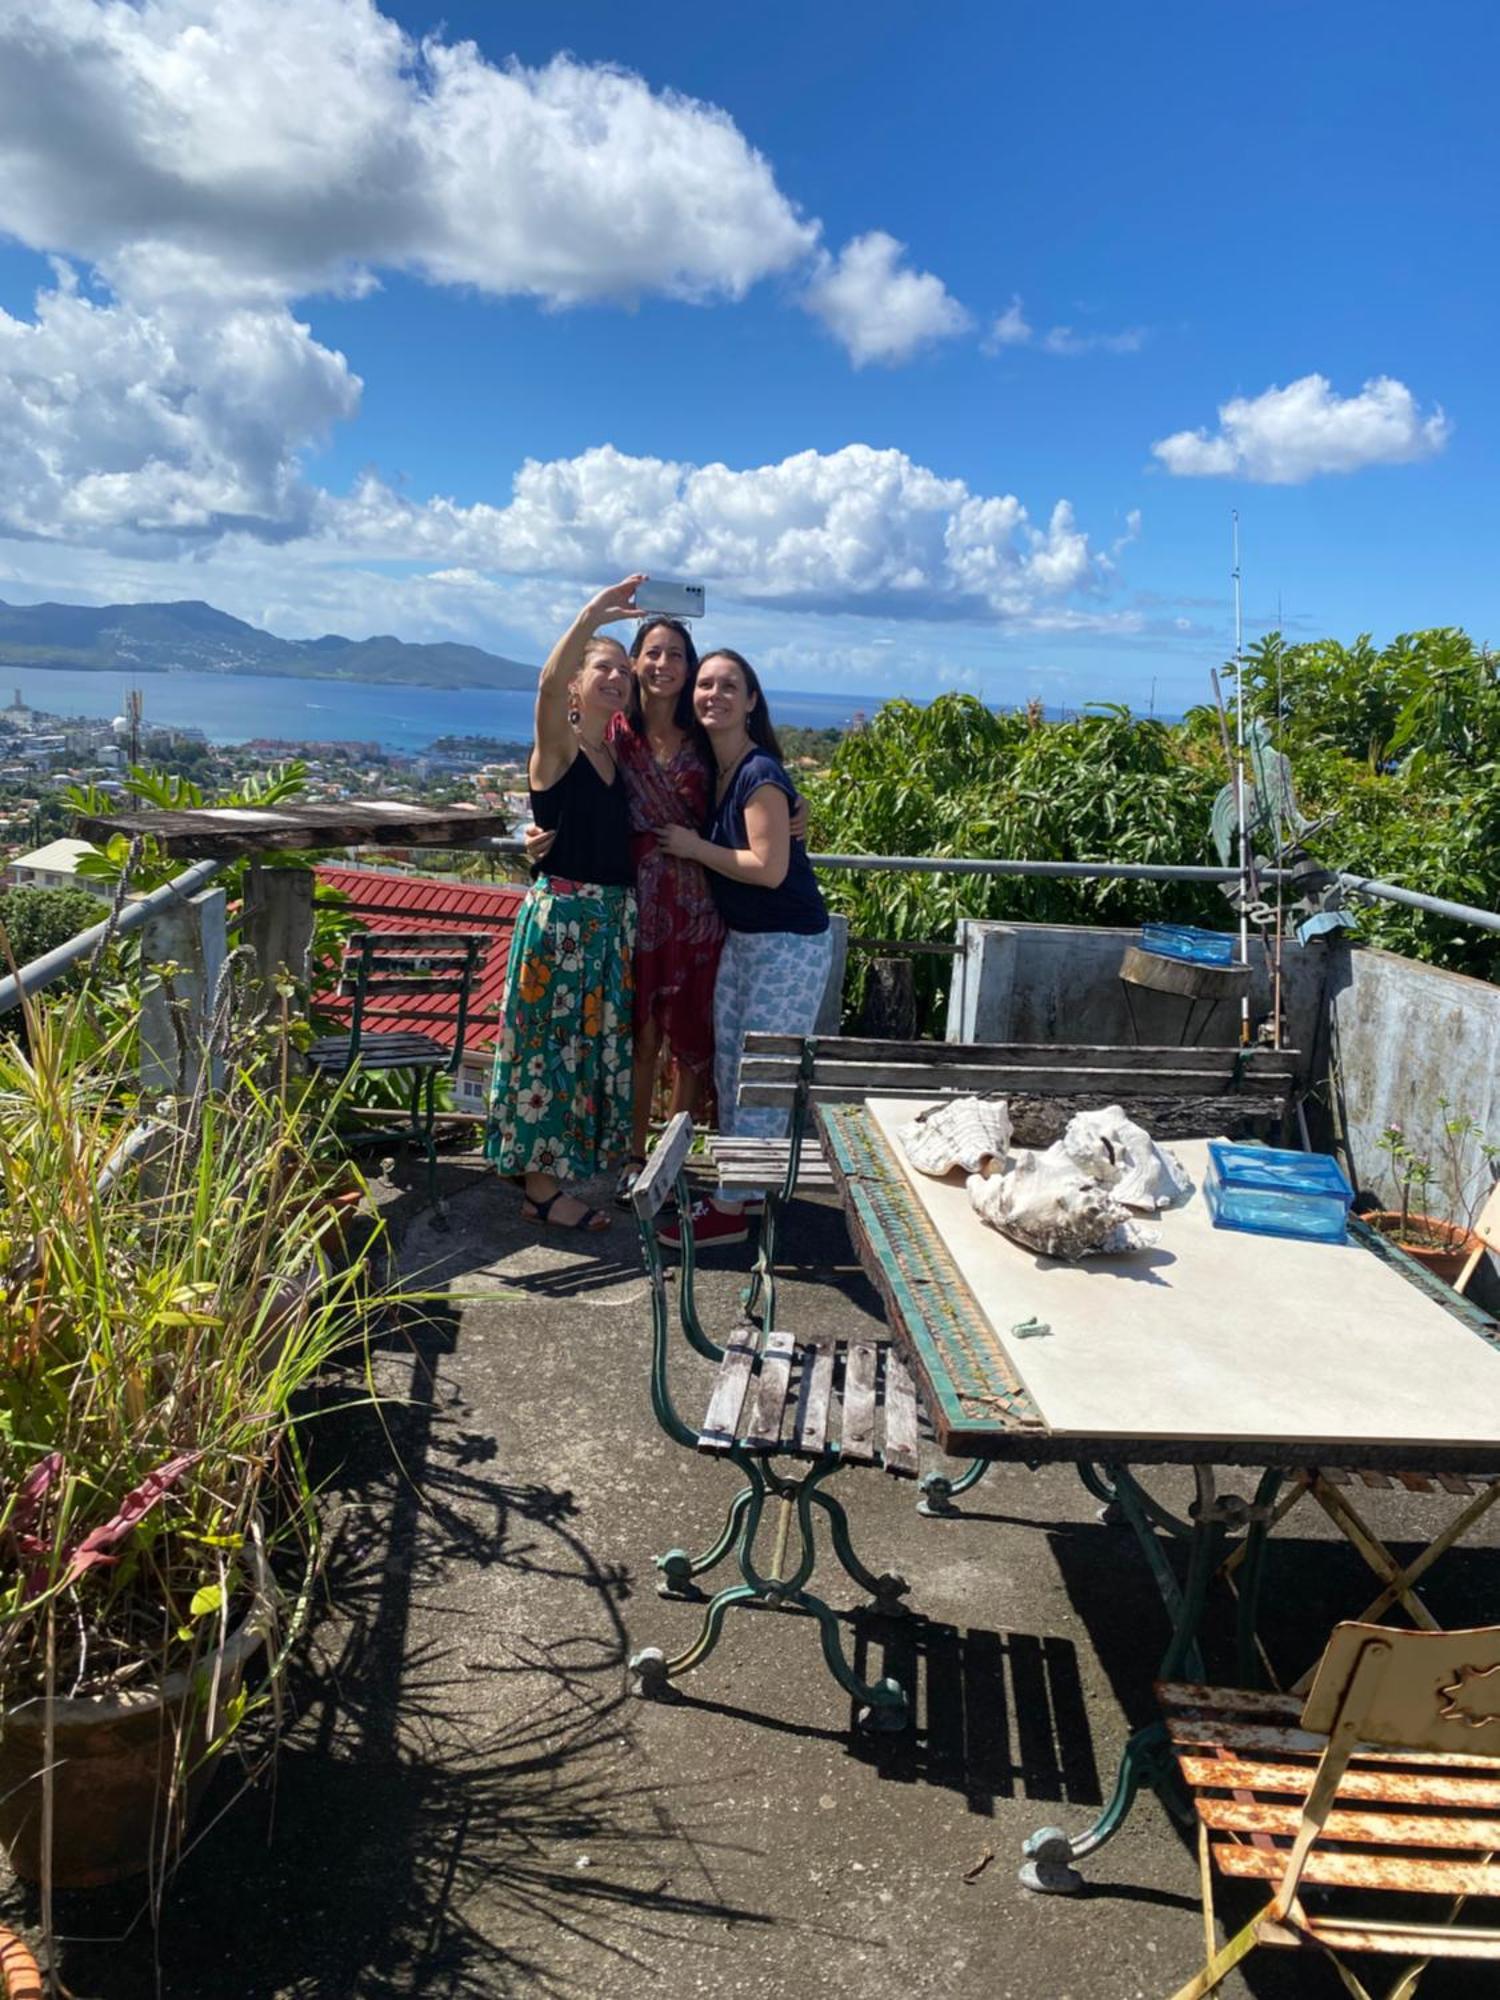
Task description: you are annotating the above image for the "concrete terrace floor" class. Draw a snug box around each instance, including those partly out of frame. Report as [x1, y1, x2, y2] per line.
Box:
[4, 1153, 1498, 2000]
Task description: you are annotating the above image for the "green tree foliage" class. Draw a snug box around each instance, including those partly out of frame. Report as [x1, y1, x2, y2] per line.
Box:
[808, 633, 1500, 1032]
[809, 696, 1227, 1028]
[0, 886, 104, 977]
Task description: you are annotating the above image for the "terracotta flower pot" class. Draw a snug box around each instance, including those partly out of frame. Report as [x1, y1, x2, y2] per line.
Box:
[0, 1548, 273, 1889]
[0, 1927, 42, 2000]
[1366, 1211, 1480, 1287]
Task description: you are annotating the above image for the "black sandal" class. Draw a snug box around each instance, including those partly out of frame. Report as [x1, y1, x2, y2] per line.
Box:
[522, 1190, 611, 1233]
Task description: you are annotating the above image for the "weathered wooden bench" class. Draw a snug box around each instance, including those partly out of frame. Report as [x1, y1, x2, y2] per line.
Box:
[627, 1112, 916, 1730]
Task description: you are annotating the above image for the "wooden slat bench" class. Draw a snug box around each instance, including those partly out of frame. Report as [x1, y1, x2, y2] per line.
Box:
[737, 1033, 1299, 1144]
[627, 1113, 914, 1730]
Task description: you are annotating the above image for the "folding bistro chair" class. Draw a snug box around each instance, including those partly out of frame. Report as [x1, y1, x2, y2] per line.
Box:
[307, 930, 487, 1214]
[1158, 1620, 1500, 1999]
[1455, 1181, 1500, 1297]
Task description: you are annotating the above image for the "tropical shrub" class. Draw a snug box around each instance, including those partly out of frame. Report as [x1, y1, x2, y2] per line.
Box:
[0, 886, 105, 977]
[808, 633, 1500, 1033]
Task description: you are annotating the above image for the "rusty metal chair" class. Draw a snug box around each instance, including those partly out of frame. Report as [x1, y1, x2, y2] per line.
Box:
[1158, 1620, 1500, 1999]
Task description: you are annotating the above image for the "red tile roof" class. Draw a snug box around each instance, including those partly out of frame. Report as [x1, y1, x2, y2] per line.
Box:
[315, 865, 523, 1056]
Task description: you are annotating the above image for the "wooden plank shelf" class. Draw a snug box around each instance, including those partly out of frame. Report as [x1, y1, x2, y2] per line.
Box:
[74, 800, 510, 859]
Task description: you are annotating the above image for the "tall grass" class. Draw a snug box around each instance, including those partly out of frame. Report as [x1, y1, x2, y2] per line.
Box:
[0, 987, 382, 1708]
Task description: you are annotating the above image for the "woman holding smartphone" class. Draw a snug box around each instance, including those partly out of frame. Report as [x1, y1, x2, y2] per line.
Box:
[653, 647, 831, 1248]
[486, 577, 644, 1231]
[525, 604, 808, 1205]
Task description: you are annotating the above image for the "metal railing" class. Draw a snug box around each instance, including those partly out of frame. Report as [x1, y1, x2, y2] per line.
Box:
[485, 839, 1500, 935]
[0, 857, 224, 1015]
[3, 838, 1496, 1019]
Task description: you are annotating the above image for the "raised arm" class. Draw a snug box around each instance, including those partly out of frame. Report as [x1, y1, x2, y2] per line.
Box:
[660, 783, 791, 888]
[530, 575, 646, 786]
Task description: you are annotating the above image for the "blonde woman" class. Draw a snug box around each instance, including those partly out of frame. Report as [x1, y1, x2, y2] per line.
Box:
[486, 578, 644, 1231]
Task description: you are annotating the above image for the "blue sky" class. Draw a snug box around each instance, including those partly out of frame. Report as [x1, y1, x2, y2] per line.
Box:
[0, 1, 1493, 713]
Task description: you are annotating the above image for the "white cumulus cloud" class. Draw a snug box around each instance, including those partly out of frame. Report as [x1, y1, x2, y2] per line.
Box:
[0, 265, 358, 551]
[0, 1, 816, 305]
[988, 297, 1032, 348]
[986, 296, 1143, 357]
[804, 232, 971, 367]
[325, 442, 1108, 622]
[1152, 373, 1451, 483]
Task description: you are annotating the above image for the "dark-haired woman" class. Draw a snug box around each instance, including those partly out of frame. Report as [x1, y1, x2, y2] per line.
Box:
[485, 578, 643, 1232]
[655, 648, 831, 1247]
[606, 617, 724, 1199]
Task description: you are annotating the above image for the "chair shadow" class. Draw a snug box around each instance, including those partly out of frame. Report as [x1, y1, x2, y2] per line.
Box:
[647, 1607, 1102, 1820]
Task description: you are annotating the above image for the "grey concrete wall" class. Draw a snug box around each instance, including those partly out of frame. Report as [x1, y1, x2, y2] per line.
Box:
[1327, 941, 1499, 1232]
[944, 919, 1325, 1061]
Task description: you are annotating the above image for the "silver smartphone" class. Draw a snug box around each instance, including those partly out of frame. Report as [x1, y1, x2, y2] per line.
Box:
[636, 578, 705, 619]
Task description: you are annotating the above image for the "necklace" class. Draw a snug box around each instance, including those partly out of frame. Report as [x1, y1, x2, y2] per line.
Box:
[714, 741, 752, 798]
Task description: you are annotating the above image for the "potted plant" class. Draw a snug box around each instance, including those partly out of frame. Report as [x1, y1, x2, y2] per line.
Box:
[1368, 1103, 1500, 1284]
[0, 986, 386, 1911]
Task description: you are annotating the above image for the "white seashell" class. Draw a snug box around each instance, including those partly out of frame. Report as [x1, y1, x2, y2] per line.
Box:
[967, 1147, 1159, 1260]
[1058, 1105, 1193, 1212]
[899, 1096, 1013, 1178]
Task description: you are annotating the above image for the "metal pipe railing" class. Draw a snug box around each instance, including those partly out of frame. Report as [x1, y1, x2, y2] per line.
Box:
[4, 839, 1492, 1023]
[0, 857, 225, 1016]
[485, 839, 1500, 933]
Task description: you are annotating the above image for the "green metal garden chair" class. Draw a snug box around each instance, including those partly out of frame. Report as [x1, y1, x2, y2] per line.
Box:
[627, 1112, 916, 1729]
[306, 929, 487, 1216]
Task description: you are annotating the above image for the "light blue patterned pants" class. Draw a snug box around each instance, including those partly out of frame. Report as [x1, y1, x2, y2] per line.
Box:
[713, 926, 834, 1204]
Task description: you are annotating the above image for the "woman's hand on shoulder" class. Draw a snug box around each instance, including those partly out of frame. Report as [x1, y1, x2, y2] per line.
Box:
[657, 823, 702, 860]
[581, 575, 648, 632]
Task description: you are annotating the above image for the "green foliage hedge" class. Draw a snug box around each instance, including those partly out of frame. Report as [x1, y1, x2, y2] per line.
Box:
[806, 630, 1500, 1033]
[0, 885, 105, 977]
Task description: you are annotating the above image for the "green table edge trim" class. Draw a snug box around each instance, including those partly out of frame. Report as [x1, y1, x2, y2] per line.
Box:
[820, 1102, 1043, 1441]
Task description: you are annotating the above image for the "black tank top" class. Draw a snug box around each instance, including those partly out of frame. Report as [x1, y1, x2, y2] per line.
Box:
[530, 749, 633, 888]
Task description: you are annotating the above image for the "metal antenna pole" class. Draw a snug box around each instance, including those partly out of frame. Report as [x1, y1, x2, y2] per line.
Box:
[1272, 592, 1286, 1048]
[1231, 513, 1250, 1043]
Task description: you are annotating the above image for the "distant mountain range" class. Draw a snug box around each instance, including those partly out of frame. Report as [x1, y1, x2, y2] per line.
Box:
[0, 597, 538, 692]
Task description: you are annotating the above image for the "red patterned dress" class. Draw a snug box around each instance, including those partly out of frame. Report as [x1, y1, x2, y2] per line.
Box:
[609, 715, 724, 1076]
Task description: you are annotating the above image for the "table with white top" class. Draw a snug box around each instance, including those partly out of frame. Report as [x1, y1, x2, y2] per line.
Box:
[816, 1098, 1500, 1890]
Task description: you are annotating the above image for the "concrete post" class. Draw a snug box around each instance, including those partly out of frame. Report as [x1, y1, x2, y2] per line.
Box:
[945, 921, 1018, 1042]
[243, 866, 316, 1015]
[139, 887, 228, 1097]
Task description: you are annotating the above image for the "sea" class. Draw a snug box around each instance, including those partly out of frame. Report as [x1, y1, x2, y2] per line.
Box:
[1, 666, 885, 755]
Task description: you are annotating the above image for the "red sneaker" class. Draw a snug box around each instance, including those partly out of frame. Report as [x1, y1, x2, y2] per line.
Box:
[657, 1199, 751, 1249]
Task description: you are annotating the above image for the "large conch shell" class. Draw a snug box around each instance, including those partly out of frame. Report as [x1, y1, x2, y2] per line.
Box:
[1057, 1106, 1193, 1213]
[967, 1148, 1159, 1260]
[899, 1096, 1013, 1178]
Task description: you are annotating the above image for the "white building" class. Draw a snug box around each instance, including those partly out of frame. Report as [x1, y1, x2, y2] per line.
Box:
[5, 838, 110, 897]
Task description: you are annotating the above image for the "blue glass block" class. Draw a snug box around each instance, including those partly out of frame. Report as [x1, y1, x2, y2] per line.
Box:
[1140, 923, 1235, 967]
[1204, 1142, 1354, 1244]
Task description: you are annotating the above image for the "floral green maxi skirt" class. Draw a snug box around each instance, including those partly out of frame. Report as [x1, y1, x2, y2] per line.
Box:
[486, 876, 636, 1183]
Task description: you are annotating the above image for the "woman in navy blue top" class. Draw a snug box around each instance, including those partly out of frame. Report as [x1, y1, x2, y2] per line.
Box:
[656, 648, 831, 1246]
